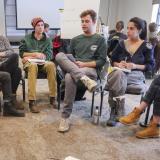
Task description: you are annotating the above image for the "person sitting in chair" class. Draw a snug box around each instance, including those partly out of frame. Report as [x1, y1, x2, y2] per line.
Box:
[0, 71, 25, 117]
[107, 21, 127, 58]
[148, 22, 160, 76]
[56, 9, 107, 132]
[0, 35, 23, 110]
[107, 17, 154, 127]
[119, 75, 160, 139]
[44, 23, 50, 38]
[19, 17, 57, 113]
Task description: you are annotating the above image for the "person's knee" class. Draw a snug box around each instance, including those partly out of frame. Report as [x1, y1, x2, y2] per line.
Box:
[108, 70, 125, 82]
[46, 61, 56, 68]
[28, 63, 37, 68]
[113, 70, 125, 77]
[55, 52, 65, 62]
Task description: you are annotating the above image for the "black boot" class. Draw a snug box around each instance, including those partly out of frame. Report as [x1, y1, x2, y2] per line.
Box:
[115, 97, 125, 122]
[3, 101, 25, 117]
[107, 107, 117, 126]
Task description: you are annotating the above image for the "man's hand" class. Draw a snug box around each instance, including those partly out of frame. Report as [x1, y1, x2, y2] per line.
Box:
[75, 61, 86, 68]
[23, 52, 46, 60]
[22, 56, 34, 64]
[0, 52, 6, 57]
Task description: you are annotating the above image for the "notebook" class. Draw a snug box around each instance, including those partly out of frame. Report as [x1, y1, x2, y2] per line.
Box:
[27, 58, 46, 65]
[112, 66, 131, 73]
[64, 156, 80, 160]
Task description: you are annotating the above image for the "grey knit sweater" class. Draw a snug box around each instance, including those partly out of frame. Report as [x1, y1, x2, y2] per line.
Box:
[0, 35, 14, 63]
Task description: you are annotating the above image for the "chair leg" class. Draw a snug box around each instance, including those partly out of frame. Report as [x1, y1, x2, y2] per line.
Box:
[139, 105, 151, 127]
[21, 78, 25, 102]
[0, 96, 1, 113]
[99, 90, 104, 116]
[57, 83, 61, 110]
[91, 91, 95, 116]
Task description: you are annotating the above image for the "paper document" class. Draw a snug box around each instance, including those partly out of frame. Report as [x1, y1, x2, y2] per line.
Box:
[64, 156, 80, 160]
[28, 58, 46, 64]
[112, 67, 131, 73]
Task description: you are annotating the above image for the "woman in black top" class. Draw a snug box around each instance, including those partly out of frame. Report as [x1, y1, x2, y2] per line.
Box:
[107, 17, 154, 127]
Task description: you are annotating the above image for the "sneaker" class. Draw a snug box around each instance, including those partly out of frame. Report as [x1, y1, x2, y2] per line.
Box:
[58, 118, 70, 132]
[80, 75, 97, 92]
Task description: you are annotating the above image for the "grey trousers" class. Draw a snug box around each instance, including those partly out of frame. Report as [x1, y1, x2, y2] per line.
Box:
[107, 69, 146, 107]
[56, 52, 97, 118]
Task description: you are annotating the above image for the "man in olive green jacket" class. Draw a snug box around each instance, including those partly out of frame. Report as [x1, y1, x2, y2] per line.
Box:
[19, 17, 57, 113]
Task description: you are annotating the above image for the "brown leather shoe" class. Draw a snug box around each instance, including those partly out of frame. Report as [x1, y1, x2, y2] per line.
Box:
[12, 94, 25, 110]
[136, 121, 160, 139]
[29, 100, 40, 113]
[50, 97, 58, 109]
[119, 107, 142, 125]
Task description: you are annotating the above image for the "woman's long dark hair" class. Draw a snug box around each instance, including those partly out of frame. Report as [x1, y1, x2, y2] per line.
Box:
[129, 17, 147, 40]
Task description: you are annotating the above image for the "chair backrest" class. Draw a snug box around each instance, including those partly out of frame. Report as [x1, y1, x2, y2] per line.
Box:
[107, 33, 127, 57]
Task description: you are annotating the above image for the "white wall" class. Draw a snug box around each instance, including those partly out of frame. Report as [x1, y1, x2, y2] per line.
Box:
[99, 0, 153, 31]
[116, 0, 153, 31]
[99, 0, 119, 29]
[16, 0, 64, 29]
[61, 0, 100, 39]
[0, 0, 6, 36]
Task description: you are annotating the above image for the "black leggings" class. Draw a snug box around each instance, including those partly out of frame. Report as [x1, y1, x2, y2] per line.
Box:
[0, 53, 22, 94]
[142, 75, 160, 116]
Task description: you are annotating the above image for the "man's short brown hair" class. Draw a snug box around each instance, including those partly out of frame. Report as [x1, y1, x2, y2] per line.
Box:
[44, 23, 49, 29]
[80, 9, 97, 22]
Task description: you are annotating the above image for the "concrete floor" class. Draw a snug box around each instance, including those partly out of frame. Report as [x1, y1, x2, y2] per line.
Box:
[0, 78, 160, 160]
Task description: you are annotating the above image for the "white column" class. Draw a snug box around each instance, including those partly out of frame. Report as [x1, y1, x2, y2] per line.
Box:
[0, 0, 6, 36]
